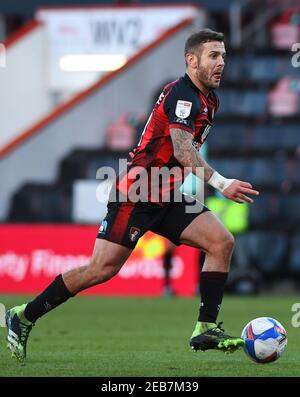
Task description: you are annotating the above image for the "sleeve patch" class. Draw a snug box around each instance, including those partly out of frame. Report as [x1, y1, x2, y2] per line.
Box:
[175, 100, 192, 119]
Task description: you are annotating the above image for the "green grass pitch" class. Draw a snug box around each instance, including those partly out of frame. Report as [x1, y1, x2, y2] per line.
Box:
[0, 294, 299, 377]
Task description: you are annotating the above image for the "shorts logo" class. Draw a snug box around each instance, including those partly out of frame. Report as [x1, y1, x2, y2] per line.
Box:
[175, 100, 192, 119]
[129, 227, 141, 242]
[99, 220, 108, 234]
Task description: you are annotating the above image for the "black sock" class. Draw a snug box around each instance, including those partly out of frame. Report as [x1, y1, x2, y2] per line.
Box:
[24, 274, 74, 323]
[198, 271, 228, 323]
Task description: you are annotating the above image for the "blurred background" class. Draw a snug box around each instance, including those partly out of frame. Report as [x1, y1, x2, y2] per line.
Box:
[0, 0, 300, 297]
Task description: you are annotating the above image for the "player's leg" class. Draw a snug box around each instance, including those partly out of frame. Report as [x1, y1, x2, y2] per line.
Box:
[180, 209, 234, 272]
[179, 210, 244, 352]
[6, 239, 132, 363]
[6, 201, 165, 362]
[152, 198, 243, 352]
[63, 238, 132, 294]
[24, 238, 131, 320]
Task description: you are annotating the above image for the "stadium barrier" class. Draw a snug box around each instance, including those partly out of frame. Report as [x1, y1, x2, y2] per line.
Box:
[0, 225, 200, 296]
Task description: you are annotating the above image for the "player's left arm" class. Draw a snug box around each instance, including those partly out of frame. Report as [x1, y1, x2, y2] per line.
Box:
[170, 127, 259, 204]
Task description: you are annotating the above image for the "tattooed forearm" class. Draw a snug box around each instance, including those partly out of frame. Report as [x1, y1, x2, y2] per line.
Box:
[170, 128, 215, 182]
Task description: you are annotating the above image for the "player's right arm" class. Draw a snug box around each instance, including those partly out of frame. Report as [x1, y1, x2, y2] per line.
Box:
[170, 127, 259, 204]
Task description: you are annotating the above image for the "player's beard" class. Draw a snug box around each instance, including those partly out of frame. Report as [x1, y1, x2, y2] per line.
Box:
[196, 61, 219, 91]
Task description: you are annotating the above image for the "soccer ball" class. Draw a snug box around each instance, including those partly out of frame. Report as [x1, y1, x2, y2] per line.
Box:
[241, 317, 288, 364]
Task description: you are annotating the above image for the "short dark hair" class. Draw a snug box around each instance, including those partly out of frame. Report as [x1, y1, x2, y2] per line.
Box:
[184, 28, 224, 57]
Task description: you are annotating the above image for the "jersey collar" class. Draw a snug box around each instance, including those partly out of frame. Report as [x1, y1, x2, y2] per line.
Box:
[184, 73, 212, 98]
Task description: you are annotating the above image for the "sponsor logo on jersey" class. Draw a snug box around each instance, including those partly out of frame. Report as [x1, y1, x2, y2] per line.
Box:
[174, 117, 188, 125]
[175, 100, 192, 119]
[99, 220, 108, 234]
[129, 227, 141, 242]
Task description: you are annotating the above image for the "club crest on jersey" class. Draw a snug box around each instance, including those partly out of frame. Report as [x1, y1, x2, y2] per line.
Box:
[129, 227, 141, 242]
[175, 100, 192, 119]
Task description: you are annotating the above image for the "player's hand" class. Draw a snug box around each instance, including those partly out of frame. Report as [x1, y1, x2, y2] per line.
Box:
[222, 180, 259, 204]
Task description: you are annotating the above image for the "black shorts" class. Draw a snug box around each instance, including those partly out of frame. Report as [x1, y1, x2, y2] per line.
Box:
[97, 195, 209, 249]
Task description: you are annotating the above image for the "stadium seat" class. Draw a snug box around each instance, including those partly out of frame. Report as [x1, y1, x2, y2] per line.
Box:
[278, 194, 300, 228]
[290, 160, 300, 185]
[58, 150, 90, 182]
[286, 61, 300, 77]
[246, 57, 281, 82]
[238, 91, 267, 116]
[218, 90, 267, 116]
[207, 124, 247, 148]
[215, 90, 236, 115]
[58, 148, 129, 182]
[235, 232, 288, 275]
[85, 156, 125, 180]
[288, 233, 300, 273]
[250, 158, 288, 186]
[8, 184, 71, 222]
[253, 125, 300, 150]
[209, 158, 250, 180]
[249, 193, 281, 228]
[223, 58, 245, 80]
[224, 55, 295, 83]
[210, 155, 291, 188]
[249, 193, 300, 230]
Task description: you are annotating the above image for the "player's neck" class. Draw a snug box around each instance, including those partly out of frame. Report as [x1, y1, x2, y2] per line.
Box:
[186, 71, 210, 97]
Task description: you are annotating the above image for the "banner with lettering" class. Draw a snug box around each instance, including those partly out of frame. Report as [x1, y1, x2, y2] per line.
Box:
[36, 5, 203, 90]
[0, 225, 200, 296]
[37, 6, 200, 55]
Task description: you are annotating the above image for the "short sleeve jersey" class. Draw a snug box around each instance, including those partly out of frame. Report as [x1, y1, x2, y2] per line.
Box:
[116, 73, 219, 204]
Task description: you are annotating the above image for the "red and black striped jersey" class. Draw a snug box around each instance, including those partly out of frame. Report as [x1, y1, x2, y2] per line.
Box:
[116, 73, 219, 204]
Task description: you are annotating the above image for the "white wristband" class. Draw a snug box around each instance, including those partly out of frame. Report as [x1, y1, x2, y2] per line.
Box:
[207, 171, 235, 193]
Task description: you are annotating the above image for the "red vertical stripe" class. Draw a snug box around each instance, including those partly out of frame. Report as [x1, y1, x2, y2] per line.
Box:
[109, 203, 135, 243]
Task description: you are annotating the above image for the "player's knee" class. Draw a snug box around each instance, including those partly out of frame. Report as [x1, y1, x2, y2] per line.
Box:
[98, 264, 119, 283]
[214, 231, 235, 257]
[87, 259, 120, 286]
[222, 232, 235, 256]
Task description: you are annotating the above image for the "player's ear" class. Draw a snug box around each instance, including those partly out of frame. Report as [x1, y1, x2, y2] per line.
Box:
[185, 52, 198, 70]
